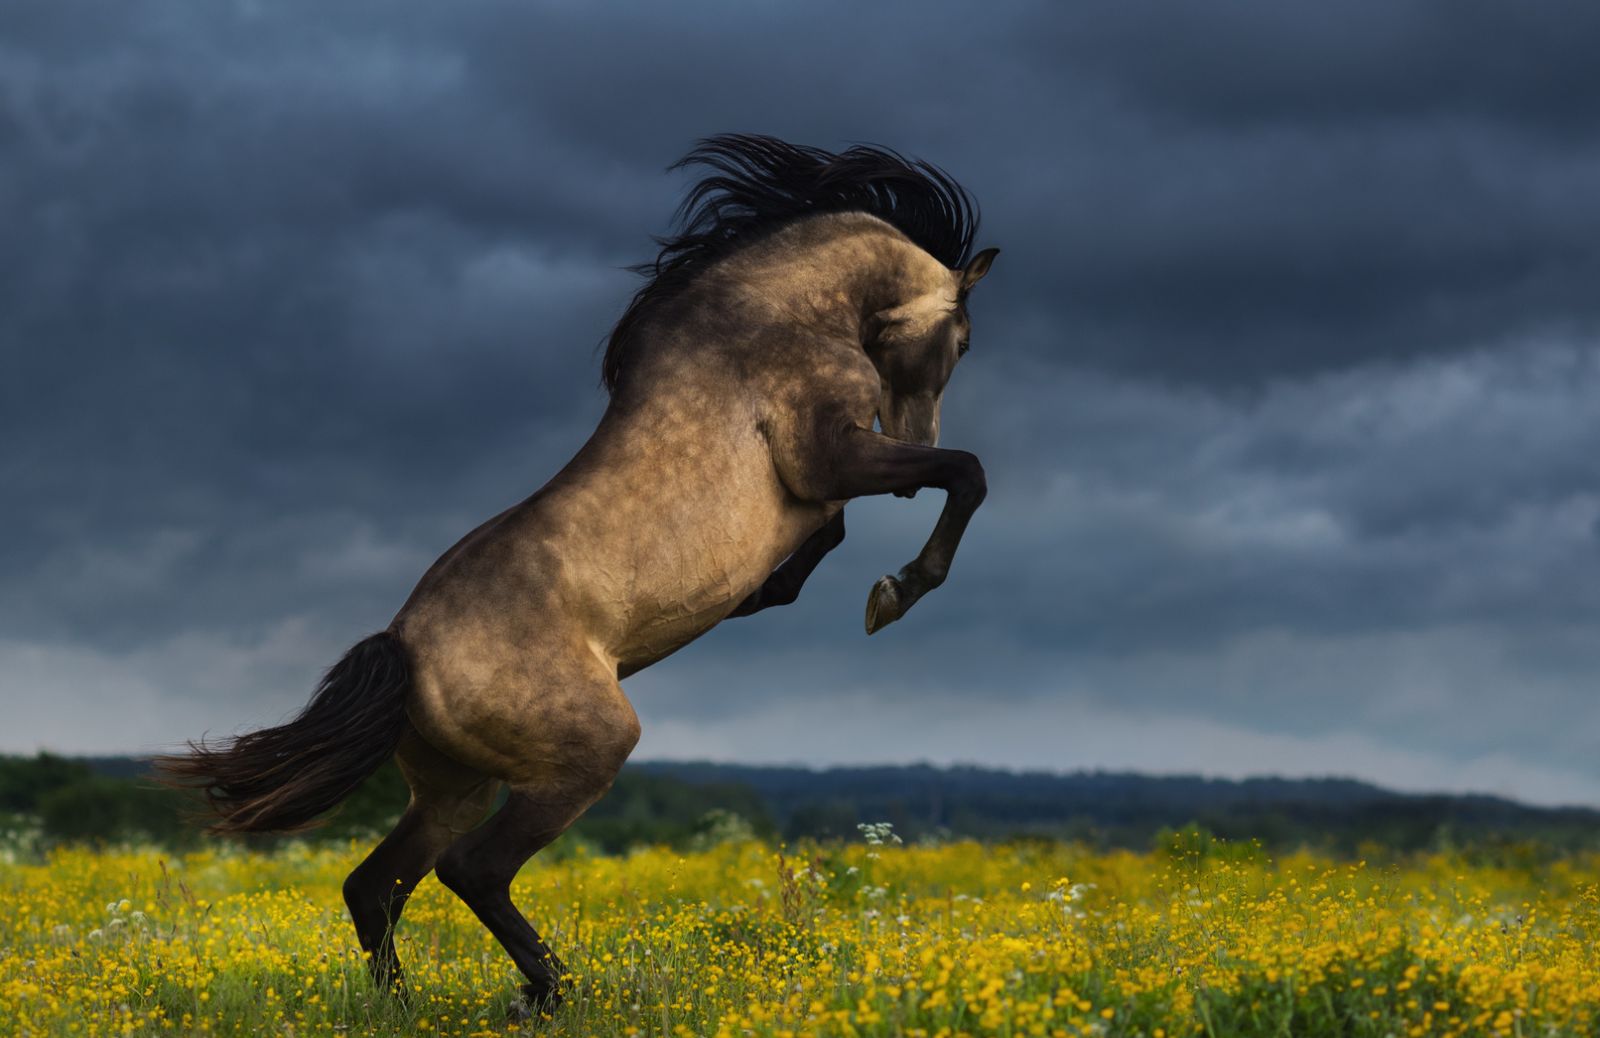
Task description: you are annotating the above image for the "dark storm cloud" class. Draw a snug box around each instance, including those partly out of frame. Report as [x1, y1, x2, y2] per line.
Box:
[977, 2, 1600, 379]
[1047, 3, 1600, 132]
[3, 1, 1600, 802]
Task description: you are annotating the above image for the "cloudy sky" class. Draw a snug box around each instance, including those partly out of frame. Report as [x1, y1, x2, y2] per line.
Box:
[4, 1, 1599, 805]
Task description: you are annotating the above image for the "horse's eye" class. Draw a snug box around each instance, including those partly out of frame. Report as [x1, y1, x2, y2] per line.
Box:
[957, 338, 971, 357]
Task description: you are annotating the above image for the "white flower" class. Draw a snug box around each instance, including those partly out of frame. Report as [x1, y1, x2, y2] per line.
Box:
[856, 821, 902, 846]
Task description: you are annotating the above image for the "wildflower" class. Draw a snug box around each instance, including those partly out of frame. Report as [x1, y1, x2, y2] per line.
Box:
[857, 822, 902, 846]
[7, 832, 1600, 1036]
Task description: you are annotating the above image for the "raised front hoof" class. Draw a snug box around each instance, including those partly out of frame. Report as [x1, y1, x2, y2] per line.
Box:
[509, 979, 565, 1020]
[865, 575, 905, 635]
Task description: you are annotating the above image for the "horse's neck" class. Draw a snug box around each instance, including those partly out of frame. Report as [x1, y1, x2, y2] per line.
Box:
[717, 219, 951, 336]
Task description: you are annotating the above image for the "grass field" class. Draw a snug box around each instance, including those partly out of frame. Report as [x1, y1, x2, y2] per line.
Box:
[4, 830, 1600, 1037]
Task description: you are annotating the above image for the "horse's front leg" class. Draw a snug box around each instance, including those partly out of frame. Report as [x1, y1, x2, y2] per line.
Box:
[727, 511, 846, 618]
[862, 453, 987, 635]
[800, 424, 987, 634]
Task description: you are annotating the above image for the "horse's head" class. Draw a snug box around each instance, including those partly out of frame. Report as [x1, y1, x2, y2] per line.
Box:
[865, 247, 998, 448]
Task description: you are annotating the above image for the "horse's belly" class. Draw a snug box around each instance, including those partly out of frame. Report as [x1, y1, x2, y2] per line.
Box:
[606, 498, 830, 669]
[613, 600, 738, 666]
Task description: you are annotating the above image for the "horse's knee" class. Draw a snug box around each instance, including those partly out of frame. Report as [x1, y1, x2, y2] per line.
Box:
[341, 870, 365, 917]
[343, 866, 389, 941]
[437, 835, 527, 906]
[434, 845, 492, 903]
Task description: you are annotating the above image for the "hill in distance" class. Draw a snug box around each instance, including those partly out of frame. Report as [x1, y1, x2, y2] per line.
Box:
[21, 754, 1596, 855]
[628, 760, 1600, 852]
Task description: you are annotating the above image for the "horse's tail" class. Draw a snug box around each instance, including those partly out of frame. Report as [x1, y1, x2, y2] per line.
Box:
[155, 631, 411, 834]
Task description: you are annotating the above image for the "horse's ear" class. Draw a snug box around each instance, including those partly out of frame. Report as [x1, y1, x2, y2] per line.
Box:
[959, 247, 1000, 296]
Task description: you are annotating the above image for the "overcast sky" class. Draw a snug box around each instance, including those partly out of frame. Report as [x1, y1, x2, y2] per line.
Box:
[4, 1, 1599, 805]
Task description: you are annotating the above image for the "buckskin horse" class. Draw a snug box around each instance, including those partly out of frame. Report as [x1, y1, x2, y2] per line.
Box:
[159, 134, 999, 1010]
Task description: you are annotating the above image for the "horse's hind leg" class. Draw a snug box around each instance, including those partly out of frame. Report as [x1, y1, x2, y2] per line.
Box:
[435, 791, 595, 1009]
[343, 805, 456, 994]
[343, 739, 497, 994]
[433, 671, 640, 1010]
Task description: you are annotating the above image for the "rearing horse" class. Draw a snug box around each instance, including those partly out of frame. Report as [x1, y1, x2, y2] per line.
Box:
[159, 134, 999, 1009]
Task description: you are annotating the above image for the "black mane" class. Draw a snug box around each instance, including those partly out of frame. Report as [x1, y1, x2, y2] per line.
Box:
[602, 133, 980, 393]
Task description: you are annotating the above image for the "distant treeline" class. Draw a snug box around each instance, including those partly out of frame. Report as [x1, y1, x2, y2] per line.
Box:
[633, 762, 1600, 857]
[4, 753, 1599, 857]
[0, 754, 770, 853]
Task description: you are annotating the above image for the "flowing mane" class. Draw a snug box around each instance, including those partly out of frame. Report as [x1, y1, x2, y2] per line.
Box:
[603, 133, 980, 393]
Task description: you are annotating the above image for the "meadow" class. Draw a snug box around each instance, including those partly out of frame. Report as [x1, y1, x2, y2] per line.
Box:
[4, 827, 1600, 1037]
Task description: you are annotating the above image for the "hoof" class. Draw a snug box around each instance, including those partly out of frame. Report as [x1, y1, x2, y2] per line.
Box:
[865, 575, 903, 635]
[371, 965, 411, 1007]
[511, 979, 564, 1020]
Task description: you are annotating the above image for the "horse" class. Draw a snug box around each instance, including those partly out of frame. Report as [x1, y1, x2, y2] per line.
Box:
[157, 133, 999, 1011]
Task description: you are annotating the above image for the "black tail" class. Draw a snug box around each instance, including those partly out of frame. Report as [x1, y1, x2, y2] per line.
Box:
[155, 631, 411, 834]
